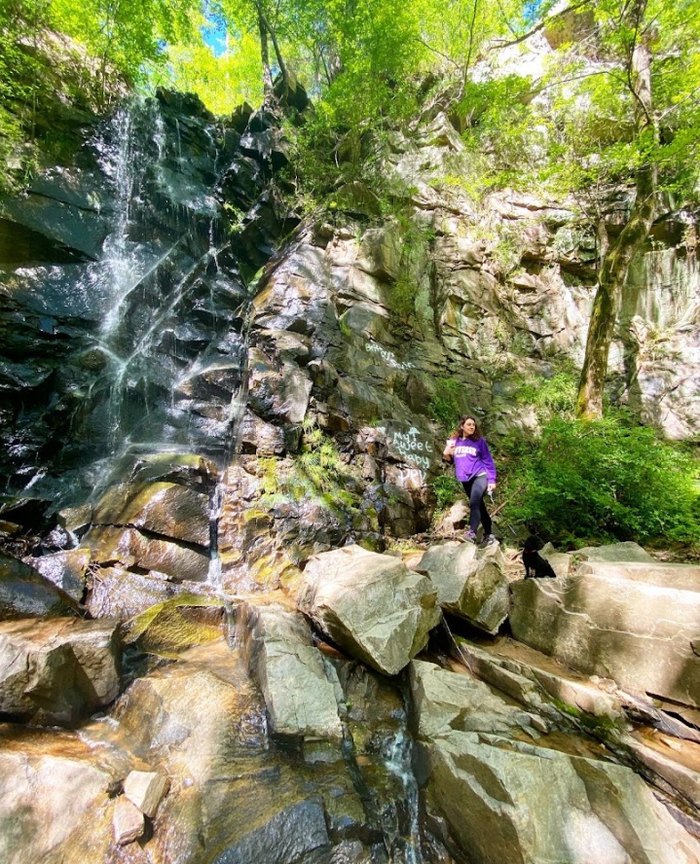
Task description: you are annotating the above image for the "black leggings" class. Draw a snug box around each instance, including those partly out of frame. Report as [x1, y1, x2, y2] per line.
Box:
[462, 474, 492, 535]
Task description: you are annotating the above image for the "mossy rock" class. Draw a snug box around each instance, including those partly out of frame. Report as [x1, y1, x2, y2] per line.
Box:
[124, 594, 224, 658]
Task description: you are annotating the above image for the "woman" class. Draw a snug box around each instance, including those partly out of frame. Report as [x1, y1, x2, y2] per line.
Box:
[443, 415, 497, 545]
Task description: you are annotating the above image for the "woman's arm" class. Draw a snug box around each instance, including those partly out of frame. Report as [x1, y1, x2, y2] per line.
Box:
[443, 438, 456, 461]
[480, 438, 497, 488]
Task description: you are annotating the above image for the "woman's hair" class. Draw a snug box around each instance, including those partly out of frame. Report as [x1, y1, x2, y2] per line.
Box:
[453, 415, 482, 440]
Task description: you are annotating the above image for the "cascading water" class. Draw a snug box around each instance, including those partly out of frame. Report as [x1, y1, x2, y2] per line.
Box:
[7, 95, 252, 512]
[383, 728, 424, 864]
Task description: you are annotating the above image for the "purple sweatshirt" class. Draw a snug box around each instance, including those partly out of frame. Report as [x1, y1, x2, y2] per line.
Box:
[448, 436, 497, 484]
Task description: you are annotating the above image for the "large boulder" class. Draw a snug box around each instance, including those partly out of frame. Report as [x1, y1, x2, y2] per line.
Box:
[297, 545, 441, 675]
[416, 541, 509, 634]
[241, 602, 343, 741]
[409, 660, 700, 864]
[0, 617, 121, 726]
[409, 659, 540, 739]
[510, 560, 700, 709]
[425, 729, 700, 864]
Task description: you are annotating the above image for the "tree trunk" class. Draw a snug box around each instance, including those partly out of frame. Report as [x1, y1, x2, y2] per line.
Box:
[257, 11, 274, 99]
[254, 0, 289, 100]
[576, 0, 656, 419]
[575, 165, 656, 418]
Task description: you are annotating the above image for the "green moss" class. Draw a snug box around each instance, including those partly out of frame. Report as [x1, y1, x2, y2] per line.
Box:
[551, 698, 621, 737]
[257, 423, 364, 521]
[124, 594, 223, 658]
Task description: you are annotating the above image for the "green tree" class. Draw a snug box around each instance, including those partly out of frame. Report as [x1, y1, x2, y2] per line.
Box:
[49, 0, 194, 100]
[530, 0, 700, 419]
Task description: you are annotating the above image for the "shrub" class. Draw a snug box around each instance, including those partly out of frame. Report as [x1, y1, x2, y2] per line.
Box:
[428, 377, 469, 431]
[498, 413, 700, 547]
[430, 472, 462, 510]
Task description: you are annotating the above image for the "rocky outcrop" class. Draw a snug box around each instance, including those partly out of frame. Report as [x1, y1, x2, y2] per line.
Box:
[416, 540, 509, 633]
[510, 559, 700, 709]
[0, 617, 121, 725]
[427, 729, 699, 864]
[411, 659, 700, 864]
[298, 545, 441, 675]
[0, 637, 441, 863]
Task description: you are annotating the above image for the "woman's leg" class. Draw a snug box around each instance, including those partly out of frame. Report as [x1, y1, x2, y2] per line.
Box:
[470, 474, 491, 535]
[462, 476, 489, 535]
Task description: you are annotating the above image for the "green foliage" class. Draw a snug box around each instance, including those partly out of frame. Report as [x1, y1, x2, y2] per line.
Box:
[514, 367, 579, 420]
[457, 74, 541, 191]
[259, 422, 363, 516]
[428, 377, 469, 431]
[0, 1, 49, 191]
[430, 472, 462, 509]
[50, 0, 194, 90]
[160, 29, 263, 114]
[498, 414, 700, 546]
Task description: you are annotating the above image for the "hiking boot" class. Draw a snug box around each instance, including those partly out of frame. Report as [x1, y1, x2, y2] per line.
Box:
[480, 534, 498, 547]
[464, 529, 477, 543]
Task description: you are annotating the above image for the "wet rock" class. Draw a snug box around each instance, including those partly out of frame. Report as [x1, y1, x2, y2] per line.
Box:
[123, 595, 224, 657]
[248, 351, 313, 425]
[24, 547, 90, 602]
[297, 545, 441, 675]
[212, 799, 330, 864]
[113, 796, 145, 845]
[0, 552, 79, 620]
[510, 560, 700, 709]
[0, 190, 109, 260]
[85, 525, 211, 582]
[93, 482, 211, 548]
[123, 769, 169, 817]
[0, 726, 127, 864]
[108, 640, 334, 863]
[416, 541, 509, 634]
[241, 602, 344, 741]
[0, 617, 121, 726]
[85, 566, 183, 620]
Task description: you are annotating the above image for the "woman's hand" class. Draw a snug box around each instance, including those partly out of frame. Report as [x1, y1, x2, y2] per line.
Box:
[442, 439, 455, 462]
[487, 483, 496, 494]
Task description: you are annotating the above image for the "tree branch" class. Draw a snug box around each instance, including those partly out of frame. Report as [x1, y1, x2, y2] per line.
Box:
[490, 0, 594, 50]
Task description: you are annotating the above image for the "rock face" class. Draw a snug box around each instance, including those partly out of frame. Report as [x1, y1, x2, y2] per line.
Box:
[0, 726, 129, 864]
[298, 545, 441, 675]
[411, 659, 700, 864]
[2, 73, 699, 591]
[416, 541, 509, 633]
[0, 617, 121, 725]
[510, 559, 700, 709]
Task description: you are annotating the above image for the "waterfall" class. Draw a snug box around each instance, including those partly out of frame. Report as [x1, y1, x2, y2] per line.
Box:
[383, 728, 424, 864]
[32, 96, 250, 507]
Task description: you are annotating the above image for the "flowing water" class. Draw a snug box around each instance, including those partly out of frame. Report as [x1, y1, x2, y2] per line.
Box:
[16, 97, 251, 509]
